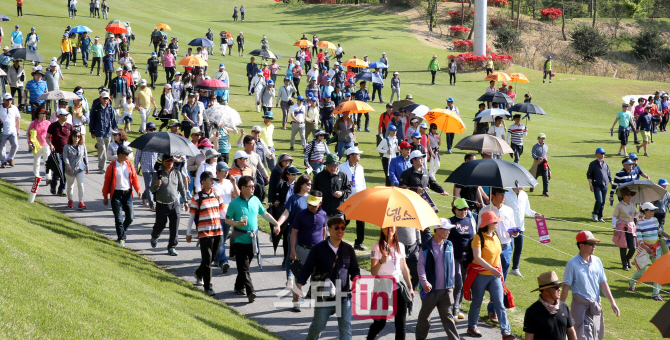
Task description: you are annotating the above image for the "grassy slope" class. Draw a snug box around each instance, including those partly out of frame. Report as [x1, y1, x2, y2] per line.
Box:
[0, 180, 278, 340]
[3, 0, 669, 338]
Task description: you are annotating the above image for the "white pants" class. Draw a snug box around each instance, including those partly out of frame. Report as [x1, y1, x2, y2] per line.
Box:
[221, 44, 227, 55]
[390, 87, 400, 103]
[254, 91, 262, 112]
[65, 171, 86, 202]
[429, 155, 440, 178]
[32, 146, 51, 177]
[138, 107, 150, 132]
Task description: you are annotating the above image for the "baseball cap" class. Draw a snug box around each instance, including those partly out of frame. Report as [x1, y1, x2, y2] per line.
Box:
[146, 122, 157, 130]
[409, 150, 424, 159]
[151, 52, 157, 56]
[117, 145, 132, 155]
[204, 149, 220, 159]
[346, 146, 364, 155]
[50, 61, 58, 67]
[139, 79, 147, 85]
[219, 63, 225, 68]
[386, 103, 393, 108]
[623, 159, 634, 165]
[388, 125, 397, 131]
[286, 166, 302, 175]
[595, 147, 605, 154]
[628, 153, 638, 160]
[537, 133, 546, 139]
[216, 162, 231, 172]
[191, 127, 202, 135]
[164, 83, 172, 89]
[306, 194, 323, 206]
[641, 202, 657, 211]
[399, 141, 411, 149]
[2, 93, 12, 100]
[56, 108, 69, 116]
[453, 198, 468, 209]
[659, 178, 669, 186]
[412, 132, 422, 139]
[436, 218, 454, 230]
[116, 67, 123, 72]
[311, 76, 317, 81]
[576, 230, 600, 243]
[167, 119, 180, 127]
[296, 95, 304, 101]
[419, 122, 428, 129]
[251, 125, 262, 132]
[393, 111, 400, 115]
[447, 97, 454, 102]
[233, 150, 250, 160]
[622, 102, 629, 107]
[100, 92, 110, 98]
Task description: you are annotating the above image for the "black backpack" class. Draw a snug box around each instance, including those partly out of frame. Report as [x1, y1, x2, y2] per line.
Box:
[464, 229, 495, 267]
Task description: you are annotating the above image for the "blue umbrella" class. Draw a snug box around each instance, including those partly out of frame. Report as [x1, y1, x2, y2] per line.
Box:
[366, 61, 388, 69]
[354, 71, 383, 84]
[0, 14, 10, 21]
[70, 25, 92, 34]
[188, 38, 214, 47]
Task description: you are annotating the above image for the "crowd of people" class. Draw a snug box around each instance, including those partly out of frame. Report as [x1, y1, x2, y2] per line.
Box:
[0, 4, 669, 340]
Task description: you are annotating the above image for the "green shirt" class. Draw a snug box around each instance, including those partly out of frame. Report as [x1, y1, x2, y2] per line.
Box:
[428, 59, 440, 71]
[90, 43, 103, 58]
[616, 110, 632, 127]
[226, 195, 266, 244]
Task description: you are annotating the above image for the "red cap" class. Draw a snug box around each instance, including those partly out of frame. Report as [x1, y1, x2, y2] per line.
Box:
[576, 230, 600, 243]
[399, 141, 412, 149]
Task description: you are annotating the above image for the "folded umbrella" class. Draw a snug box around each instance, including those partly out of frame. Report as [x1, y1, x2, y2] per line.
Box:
[477, 92, 513, 105]
[188, 38, 214, 47]
[37, 90, 80, 101]
[445, 158, 538, 188]
[454, 134, 514, 154]
[195, 79, 228, 91]
[7, 48, 43, 62]
[615, 180, 667, 205]
[70, 26, 92, 34]
[248, 49, 282, 60]
[423, 108, 466, 134]
[474, 108, 512, 123]
[332, 100, 375, 115]
[402, 103, 430, 117]
[354, 72, 383, 85]
[128, 132, 199, 156]
[366, 62, 388, 69]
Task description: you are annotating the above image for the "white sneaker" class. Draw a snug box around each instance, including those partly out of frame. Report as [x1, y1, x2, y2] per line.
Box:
[592, 214, 598, 222]
[509, 269, 523, 277]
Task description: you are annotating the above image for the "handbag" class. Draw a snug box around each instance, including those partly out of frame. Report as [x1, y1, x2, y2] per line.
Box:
[503, 283, 515, 308]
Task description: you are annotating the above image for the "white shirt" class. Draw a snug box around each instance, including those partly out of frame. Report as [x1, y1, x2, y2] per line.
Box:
[114, 160, 131, 190]
[504, 190, 536, 232]
[122, 102, 135, 117]
[488, 124, 505, 138]
[372, 242, 406, 281]
[213, 178, 234, 216]
[328, 240, 339, 254]
[0, 105, 20, 135]
[478, 204, 516, 245]
[213, 70, 229, 85]
[339, 161, 366, 196]
[376, 135, 398, 160]
[446, 105, 460, 118]
[194, 162, 216, 193]
[290, 103, 306, 124]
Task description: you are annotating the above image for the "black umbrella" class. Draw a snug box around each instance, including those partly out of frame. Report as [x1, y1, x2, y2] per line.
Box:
[651, 300, 670, 337]
[248, 49, 282, 59]
[392, 100, 414, 112]
[509, 102, 547, 121]
[8, 48, 44, 62]
[445, 158, 538, 188]
[477, 92, 512, 105]
[128, 132, 199, 156]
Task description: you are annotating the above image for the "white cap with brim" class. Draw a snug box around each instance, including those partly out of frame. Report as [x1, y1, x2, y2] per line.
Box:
[100, 92, 110, 98]
[409, 150, 425, 160]
[436, 218, 454, 230]
[234, 150, 250, 160]
[56, 108, 69, 116]
[345, 146, 364, 155]
[641, 202, 658, 210]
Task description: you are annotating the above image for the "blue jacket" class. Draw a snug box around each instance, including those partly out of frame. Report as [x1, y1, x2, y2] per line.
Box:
[420, 238, 454, 293]
[389, 154, 410, 186]
[103, 55, 115, 72]
[246, 62, 258, 78]
[355, 89, 370, 103]
[386, 118, 404, 141]
[89, 100, 118, 137]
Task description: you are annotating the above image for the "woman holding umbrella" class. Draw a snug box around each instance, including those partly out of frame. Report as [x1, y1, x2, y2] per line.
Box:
[612, 186, 639, 271]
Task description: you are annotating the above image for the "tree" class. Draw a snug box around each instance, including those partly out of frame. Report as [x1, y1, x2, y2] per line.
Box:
[592, 0, 597, 27]
[570, 23, 610, 61]
[561, 0, 567, 40]
[632, 27, 667, 61]
[493, 25, 524, 53]
[462, 0, 465, 26]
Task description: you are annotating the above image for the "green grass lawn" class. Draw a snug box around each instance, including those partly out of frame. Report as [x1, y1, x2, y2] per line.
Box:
[4, 0, 670, 338]
[0, 179, 278, 340]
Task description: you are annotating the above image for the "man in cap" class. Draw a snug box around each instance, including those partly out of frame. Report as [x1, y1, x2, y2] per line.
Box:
[524, 271, 577, 340]
[543, 55, 552, 83]
[389, 141, 412, 187]
[628, 153, 650, 180]
[560, 231, 620, 340]
[134, 122, 160, 209]
[289, 95, 306, 151]
[376, 124, 398, 186]
[110, 67, 129, 116]
[354, 81, 371, 132]
[181, 92, 201, 138]
[145, 52, 160, 90]
[102, 145, 142, 246]
[0, 93, 21, 168]
[505, 187, 541, 278]
[89, 91, 118, 172]
[339, 146, 368, 250]
[313, 153, 351, 217]
[44, 62, 60, 112]
[277, 77, 296, 129]
[609, 158, 636, 206]
[24, 27, 39, 50]
[399, 149, 448, 198]
[250, 69, 266, 113]
[24, 69, 48, 115]
[610, 102, 634, 157]
[587, 148, 613, 222]
[10, 25, 22, 50]
[530, 133, 550, 196]
[102, 50, 115, 88]
[237, 31, 245, 56]
[415, 218, 459, 340]
[151, 154, 189, 256]
[378, 103, 394, 137]
[7, 58, 25, 110]
[237, 134, 269, 200]
[507, 114, 527, 162]
[135, 78, 156, 134]
[652, 179, 670, 230]
[45, 109, 72, 194]
[379, 52, 389, 79]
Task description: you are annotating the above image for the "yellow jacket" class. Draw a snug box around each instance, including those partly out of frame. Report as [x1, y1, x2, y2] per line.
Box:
[61, 39, 72, 53]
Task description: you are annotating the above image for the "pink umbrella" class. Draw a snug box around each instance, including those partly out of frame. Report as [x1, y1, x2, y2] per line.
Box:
[195, 79, 228, 91]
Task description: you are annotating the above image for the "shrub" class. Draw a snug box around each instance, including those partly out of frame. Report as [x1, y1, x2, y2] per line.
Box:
[492, 25, 524, 54]
[632, 27, 667, 61]
[453, 39, 474, 52]
[448, 10, 475, 24]
[446, 52, 513, 71]
[488, 0, 509, 7]
[540, 8, 563, 21]
[489, 16, 515, 28]
[450, 25, 470, 38]
[570, 24, 610, 62]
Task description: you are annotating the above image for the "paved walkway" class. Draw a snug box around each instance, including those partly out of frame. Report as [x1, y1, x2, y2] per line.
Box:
[1, 133, 503, 339]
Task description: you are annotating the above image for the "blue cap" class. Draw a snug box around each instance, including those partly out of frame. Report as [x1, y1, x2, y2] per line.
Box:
[412, 132, 421, 139]
[386, 103, 393, 108]
[629, 153, 638, 160]
[146, 122, 157, 130]
[348, 78, 355, 83]
[659, 179, 669, 186]
[15, 25, 19, 28]
[447, 97, 454, 102]
[324, 93, 331, 98]
[326, 77, 331, 82]
[219, 63, 225, 68]
[297, 95, 304, 101]
[311, 76, 317, 81]
[257, 70, 262, 74]
[267, 80, 274, 85]
[108, 50, 113, 54]
[216, 162, 231, 172]
[31, 27, 35, 30]
[67, 25, 71, 28]
[151, 52, 157, 56]
[262, 111, 274, 119]
[623, 159, 634, 165]
[622, 102, 629, 106]
[344, 92, 351, 97]
[595, 147, 606, 154]
[284, 77, 290, 81]
[338, 66, 344, 71]
[322, 66, 328, 70]
[388, 125, 397, 131]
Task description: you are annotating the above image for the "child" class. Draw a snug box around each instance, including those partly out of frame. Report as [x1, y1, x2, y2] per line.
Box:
[118, 95, 134, 133]
[89, 0, 95, 17]
[629, 202, 670, 301]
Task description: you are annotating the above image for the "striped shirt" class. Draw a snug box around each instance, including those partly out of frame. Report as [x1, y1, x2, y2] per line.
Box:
[507, 123, 526, 146]
[610, 169, 636, 195]
[134, 149, 160, 173]
[304, 140, 330, 163]
[636, 217, 661, 244]
[187, 191, 224, 238]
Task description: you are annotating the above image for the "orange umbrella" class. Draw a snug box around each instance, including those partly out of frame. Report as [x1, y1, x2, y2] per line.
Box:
[342, 58, 368, 68]
[509, 73, 529, 83]
[221, 31, 233, 39]
[156, 23, 172, 31]
[484, 72, 511, 82]
[105, 23, 127, 34]
[317, 40, 336, 51]
[293, 40, 313, 48]
[178, 56, 208, 67]
[337, 187, 440, 230]
[332, 100, 375, 115]
[638, 252, 670, 285]
[423, 108, 466, 134]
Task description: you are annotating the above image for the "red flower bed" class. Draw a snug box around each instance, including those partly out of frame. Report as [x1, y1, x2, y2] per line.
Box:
[488, 0, 509, 7]
[448, 9, 475, 23]
[540, 8, 563, 21]
[453, 39, 474, 51]
[446, 52, 513, 71]
[450, 25, 470, 38]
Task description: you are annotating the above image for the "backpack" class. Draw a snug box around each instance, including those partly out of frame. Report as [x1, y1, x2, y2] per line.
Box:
[464, 229, 495, 267]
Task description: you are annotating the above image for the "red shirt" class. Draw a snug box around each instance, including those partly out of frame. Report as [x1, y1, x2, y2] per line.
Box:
[122, 72, 133, 87]
[47, 121, 73, 154]
[317, 53, 325, 63]
[17, 0, 23, 5]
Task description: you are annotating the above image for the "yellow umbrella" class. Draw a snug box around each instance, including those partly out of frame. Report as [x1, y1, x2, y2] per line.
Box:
[156, 23, 172, 31]
[485, 72, 511, 82]
[342, 58, 368, 68]
[332, 100, 375, 115]
[509, 73, 529, 83]
[293, 40, 313, 48]
[423, 108, 466, 134]
[337, 187, 440, 230]
[178, 56, 208, 67]
[317, 40, 336, 51]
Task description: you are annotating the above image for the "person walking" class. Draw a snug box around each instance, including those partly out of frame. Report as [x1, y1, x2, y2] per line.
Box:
[478, 187, 518, 281]
[653, 178, 670, 230]
[611, 102, 634, 157]
[232, 6, 238, 21]
[237, 32, 245, 57]
[89, 91, 117, 172]
[446, 199, 475, 321]
[398, 150, 449, 197]
[312, 153, 351, 217]
[212, 161, 239, 274]
[628, 202, 670, 300]
[102, 145, 142, 246]
[250, 70, 266, 113]
[587, 148, 612, 223]
[427, 55, 440, 85]
[485, 56, 494, 76]
[504, 188, 540, 278]
[135, 79, 156, 134]
[150, 153, 189, 255]
[635, 105, 658, 157]
[416, 219, 459, 340]
[62, 129, 89, 209]
[304, 130, 330, 175]
[464, 210, 515, 339]
[560, 231, 620, 340]
[289, 95, 306, 151]
[134, 122, 159, 210]
[523, 271, 578, 340]
[339, 146, 368, 250]
[10, 25, 23, 50]
[354, 81, 370, 132]
[370, 69, 383, 103]
[277, 77, 296, 129]
[507, 114, 527, 163]
[448, 58, 457, 86]
[45, 109, 72, 195]
[226, 175, 279, 303]
[376, 125, 398, 186]
[7, 59, 25, 110]
[298, 215, 360, 340]
[334, 112, 356, 161]
[389, 141, 411, 187]
[181, 92, 201, 139]
[27, 108, 51, 178]
[543, 56, 552, 83]
[612, 186, 639, 271]
[530, 133, 550, 196]
[0, 93, 21, 168]
[78, 32, 91, 67]
[389, 71, 400, 102]
[24, 70, 48, 115]
[186, 170, 223, 296]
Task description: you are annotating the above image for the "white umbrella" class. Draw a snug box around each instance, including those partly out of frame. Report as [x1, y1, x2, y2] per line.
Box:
[37, 90, 80, 101]
[474, 108, 512, 123]
[206, 104, 242, 128]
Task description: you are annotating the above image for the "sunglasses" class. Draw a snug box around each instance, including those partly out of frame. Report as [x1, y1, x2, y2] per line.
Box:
[332, 225, 346, 231]
[73, 135, 81, 138]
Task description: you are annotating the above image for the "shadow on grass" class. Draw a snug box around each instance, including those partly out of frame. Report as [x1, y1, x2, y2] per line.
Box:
[524, 257, 567, 267]
[193, 314, 278, 339]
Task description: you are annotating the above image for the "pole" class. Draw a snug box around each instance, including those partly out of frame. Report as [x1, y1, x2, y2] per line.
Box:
[473, 0, 487, 57]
